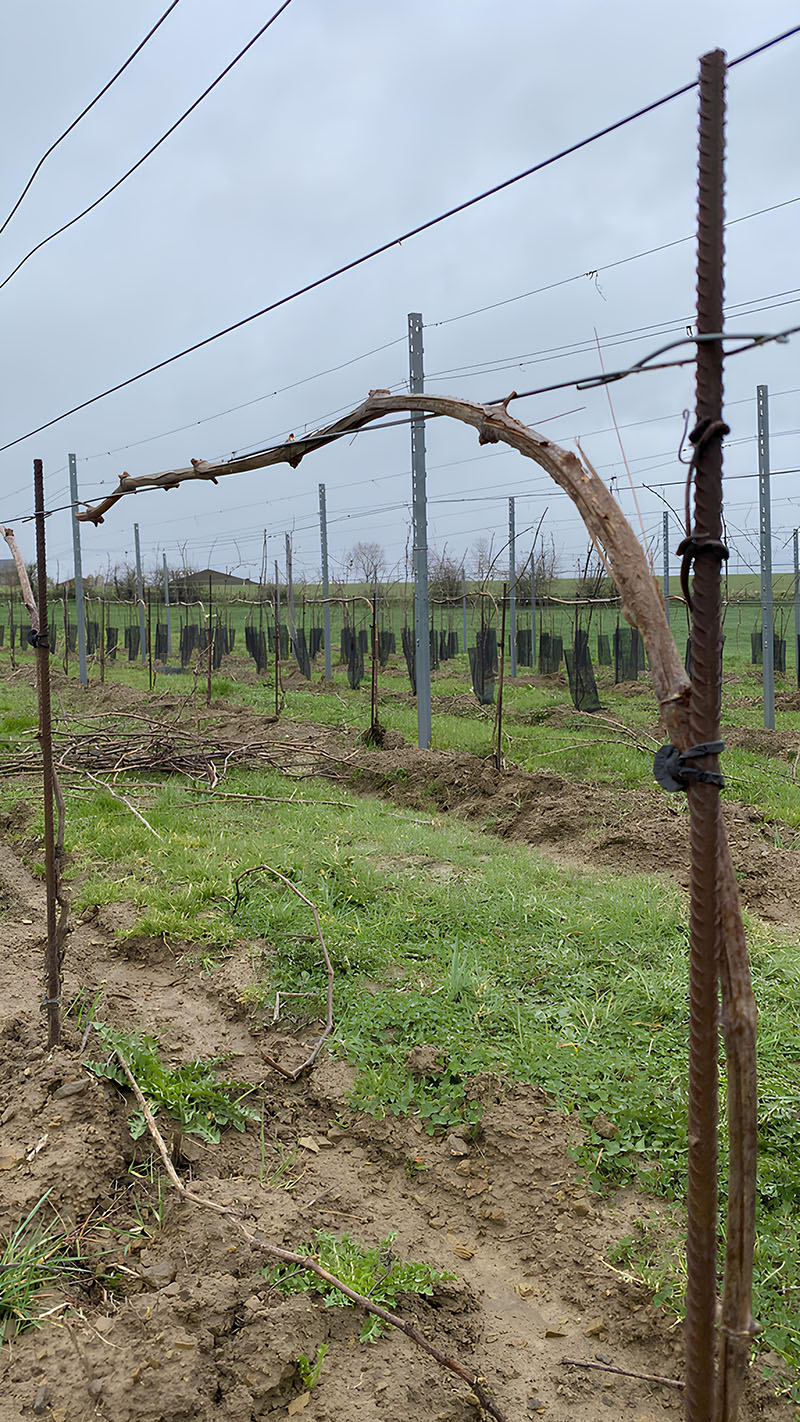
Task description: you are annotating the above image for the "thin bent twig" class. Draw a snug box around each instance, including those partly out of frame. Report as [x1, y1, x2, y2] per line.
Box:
[232, 864, 334, 1079]
[59, 763, 164, 841]
[560, 1357, 684, 1391]
[111, 1045, 506, 1421]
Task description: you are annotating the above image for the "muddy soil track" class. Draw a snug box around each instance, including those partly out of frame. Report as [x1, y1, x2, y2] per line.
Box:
[0, 845, 792, 1422]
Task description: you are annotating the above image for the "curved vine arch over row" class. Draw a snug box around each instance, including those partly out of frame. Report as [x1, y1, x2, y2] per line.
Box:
[78, 387, 757, 1418]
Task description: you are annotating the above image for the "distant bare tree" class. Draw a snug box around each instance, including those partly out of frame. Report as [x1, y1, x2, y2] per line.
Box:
[514, 534, 561, 602]
[575, 546, 615, 600]
[470, 535, 495, 582]
[349, 540, 387, 586]
[429, 545, 464, 605]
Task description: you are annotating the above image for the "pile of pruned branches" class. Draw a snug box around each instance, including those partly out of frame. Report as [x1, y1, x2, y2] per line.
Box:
[0, 717, 355, 787]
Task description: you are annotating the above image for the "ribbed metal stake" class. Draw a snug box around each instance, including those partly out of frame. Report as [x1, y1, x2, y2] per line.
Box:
[68, 454, 88, 686]
[34, 460, 61, 1048]
[409, 312, 432, 749]
[685, 47, 727, 1422]
[508, 498, 517, 678]
[319, 484, 332, 680]
[757, 386, 775, 730]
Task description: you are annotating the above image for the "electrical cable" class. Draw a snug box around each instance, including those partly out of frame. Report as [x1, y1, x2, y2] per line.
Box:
[2, 20, 798, 457]
[0, 0, 183, 238]
[428, 195, 800, 330]
[53, 203, 800, 471]
[0, 0, 296, 293]
[7, 318, 794, 529]
[77, 335, 407, 463]
[422, 289, 800, 386]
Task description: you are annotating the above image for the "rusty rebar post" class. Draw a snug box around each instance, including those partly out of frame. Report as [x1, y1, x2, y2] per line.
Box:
[370, 586, 379, 737]
[33, 460, 61, 1049]
[494, 585, 507, 770]
[207, 573, 213, 706]
[684, 49, 727, 1421]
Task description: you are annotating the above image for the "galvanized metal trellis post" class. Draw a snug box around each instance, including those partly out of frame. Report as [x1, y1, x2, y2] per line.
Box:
[163, 553, 172, 656]
[206, 574, 213, 706]
[461, 576, 467, 659]
[68, 453, 88, 686]
[684, 47, 727, 1422]
[370, 585, 379, 738]
[494, 584, 507, 770]
[319, 483, 332, 680]
[530, 548, 537, 668]
[33, 460, 61, 1049]
[134, 523, 147, 664]
[147, 590, 154, 692]
[508, 497, 517, 678]
[274, 558, 281, 715]
[662, 509, 670, 615]
[757, 385, 775, 730]
[408, 312, 431, 750]
[285, 532, 296, 645]
[793, 529, 799, 689]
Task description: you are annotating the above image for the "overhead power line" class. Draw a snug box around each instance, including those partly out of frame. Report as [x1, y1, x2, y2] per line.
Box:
[428, 194, 800, 329]
[2, 21, 799, 456]
[56, 203, 800, 471]
[0, 0, 296, 293]
[0, 0, 183, 238]
[423, 288, 800, 384]
[79, 335, 407, 463]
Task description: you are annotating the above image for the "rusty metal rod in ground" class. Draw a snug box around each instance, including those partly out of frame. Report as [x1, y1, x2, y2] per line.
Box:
[494, 584, 507, 769]
[33, 459, 61, 1048]
[684, 48, 727, 1422]
[370, 586, 379, 735]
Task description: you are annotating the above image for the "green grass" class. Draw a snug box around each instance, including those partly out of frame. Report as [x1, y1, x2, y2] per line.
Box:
[3, 739, 796, 1373]
[0, 1194, 84, 1342]
[266, 1231, 452, 1342]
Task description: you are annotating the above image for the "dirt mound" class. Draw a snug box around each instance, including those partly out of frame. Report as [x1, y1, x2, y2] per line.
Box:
[346, 745, 800, 930]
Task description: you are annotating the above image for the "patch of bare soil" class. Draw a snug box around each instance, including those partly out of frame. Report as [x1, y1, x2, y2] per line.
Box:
[0, 847, 793, 1421]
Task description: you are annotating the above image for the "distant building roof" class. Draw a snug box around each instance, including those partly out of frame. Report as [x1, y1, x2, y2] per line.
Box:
[177, 569, 253, 587]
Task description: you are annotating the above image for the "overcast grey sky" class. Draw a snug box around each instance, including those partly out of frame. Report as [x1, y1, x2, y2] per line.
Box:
[1, 0, 798, 586]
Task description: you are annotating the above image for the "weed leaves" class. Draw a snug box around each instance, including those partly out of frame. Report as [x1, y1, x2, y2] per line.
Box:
[85, 1023, 259, 1143]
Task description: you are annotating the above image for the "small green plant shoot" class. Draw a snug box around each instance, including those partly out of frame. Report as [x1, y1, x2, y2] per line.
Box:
[297, 1343, 328, 1390]
[266, 1231, 452, 1342]
[85, 1022, 260, 1143]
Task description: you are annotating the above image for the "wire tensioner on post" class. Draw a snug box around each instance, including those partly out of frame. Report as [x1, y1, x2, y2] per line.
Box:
[653, 740, 726, 792]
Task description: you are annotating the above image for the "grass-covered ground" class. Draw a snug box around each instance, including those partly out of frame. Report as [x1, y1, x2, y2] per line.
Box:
[1, 663, 799, 1391]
